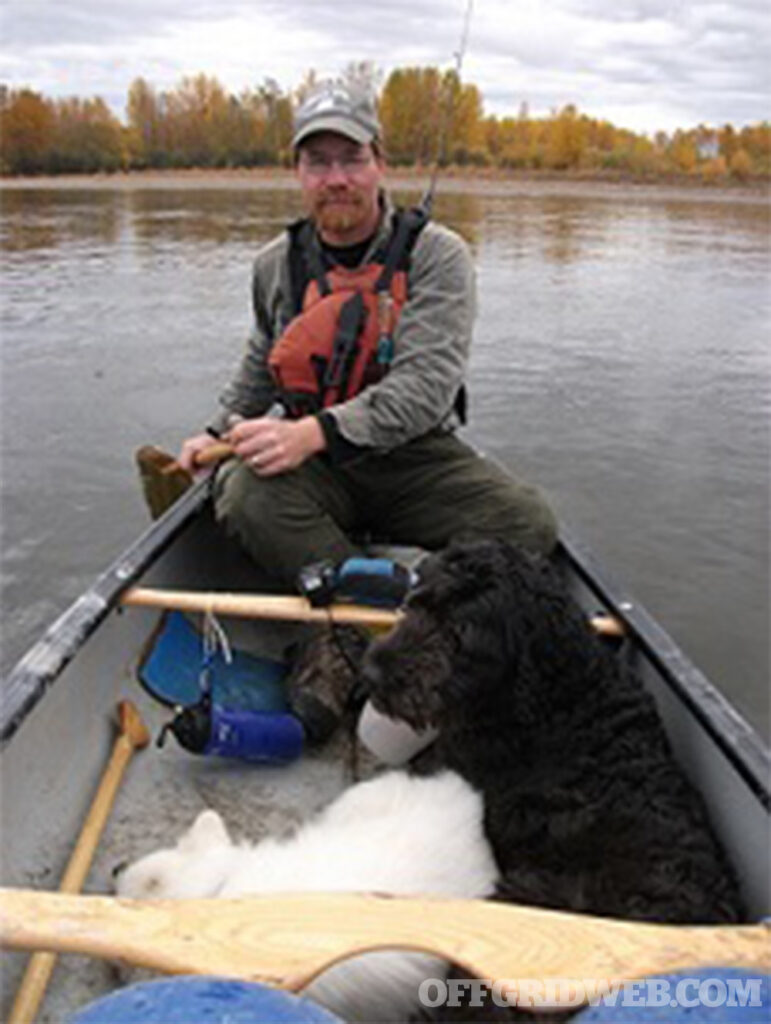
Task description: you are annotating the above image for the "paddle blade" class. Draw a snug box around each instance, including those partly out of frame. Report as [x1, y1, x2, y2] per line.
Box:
[136, 445, 193, 520]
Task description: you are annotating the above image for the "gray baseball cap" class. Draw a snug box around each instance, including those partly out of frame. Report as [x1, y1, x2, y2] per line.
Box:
[292, 83, 381, 149]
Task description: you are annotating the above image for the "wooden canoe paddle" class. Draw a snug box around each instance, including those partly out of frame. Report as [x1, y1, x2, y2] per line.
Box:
[136, 443, 233, 520]
[1, 890, 768, 1012]
[120, 585, 624, 637]
[7, 701, 150, 1024]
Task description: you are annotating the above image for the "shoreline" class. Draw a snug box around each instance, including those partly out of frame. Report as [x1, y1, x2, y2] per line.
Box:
[1, 166, 768, 204]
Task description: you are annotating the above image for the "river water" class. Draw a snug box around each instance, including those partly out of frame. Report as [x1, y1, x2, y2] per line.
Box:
[1, 175, 769, 738]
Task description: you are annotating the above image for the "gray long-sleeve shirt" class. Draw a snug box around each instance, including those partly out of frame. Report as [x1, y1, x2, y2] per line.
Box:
[209, 198, 476, 452]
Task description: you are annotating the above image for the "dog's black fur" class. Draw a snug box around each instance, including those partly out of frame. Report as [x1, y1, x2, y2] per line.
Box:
[363, 538, 743, 927]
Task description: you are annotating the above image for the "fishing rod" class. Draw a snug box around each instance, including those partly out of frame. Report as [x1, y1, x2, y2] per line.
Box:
[421, 0, 475, 215]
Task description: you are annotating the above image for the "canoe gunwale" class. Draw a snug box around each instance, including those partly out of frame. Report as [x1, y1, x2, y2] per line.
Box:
[559, 527, 770, 812]
[0, 479, 211, 747]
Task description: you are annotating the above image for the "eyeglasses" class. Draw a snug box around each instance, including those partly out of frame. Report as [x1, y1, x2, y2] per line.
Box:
[299, 153, 374, 176]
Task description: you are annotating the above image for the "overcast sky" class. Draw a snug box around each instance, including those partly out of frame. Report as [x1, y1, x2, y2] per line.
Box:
[1, 0, 768, 136]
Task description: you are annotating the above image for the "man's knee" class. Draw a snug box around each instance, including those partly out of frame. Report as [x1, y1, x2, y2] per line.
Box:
[212, 458, 358, 583]
[515, 490, 559, 555]
[477, 477, 559, 556]
[431, 438, 558, 556]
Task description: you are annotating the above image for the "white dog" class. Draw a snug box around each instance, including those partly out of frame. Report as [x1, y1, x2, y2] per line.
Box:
[116, 770, 498, 1022]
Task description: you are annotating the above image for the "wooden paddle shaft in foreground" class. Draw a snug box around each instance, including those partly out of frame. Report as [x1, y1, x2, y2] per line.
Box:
[1, 891, 768, 1012]
[120, 586, 625, 637]
[8, 701, 150, 1024]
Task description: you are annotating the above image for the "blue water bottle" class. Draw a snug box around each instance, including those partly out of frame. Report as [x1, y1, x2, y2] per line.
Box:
[158, 694, 304, 764]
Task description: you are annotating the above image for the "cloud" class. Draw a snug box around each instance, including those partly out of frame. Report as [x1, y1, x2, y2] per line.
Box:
[3, 1, 241, 47]
[462, 0, 770, 131]
[1, 0, 768, 134]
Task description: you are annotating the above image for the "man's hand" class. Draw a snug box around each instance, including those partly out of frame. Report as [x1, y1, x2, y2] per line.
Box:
[178, 433, 223, 474]
[227, 416, 326, 476]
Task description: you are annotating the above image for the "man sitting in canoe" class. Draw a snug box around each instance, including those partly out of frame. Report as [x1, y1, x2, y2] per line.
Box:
[177, 81, 557, 737]
[179, 81, 556, 571]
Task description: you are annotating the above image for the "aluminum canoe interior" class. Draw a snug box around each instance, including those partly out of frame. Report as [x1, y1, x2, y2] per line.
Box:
[2, 479, 769, 1022]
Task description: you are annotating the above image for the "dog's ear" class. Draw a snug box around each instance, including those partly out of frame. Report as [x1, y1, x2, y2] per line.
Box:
[496, 551, 611, 711]
[439, 543, 562, 718]
[178, 809, 231, 853]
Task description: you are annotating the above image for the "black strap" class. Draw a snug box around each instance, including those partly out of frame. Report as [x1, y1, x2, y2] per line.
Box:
[324, 291, 367, 396]
[375, 206, 429, 293]
[287, 219, 330, 314]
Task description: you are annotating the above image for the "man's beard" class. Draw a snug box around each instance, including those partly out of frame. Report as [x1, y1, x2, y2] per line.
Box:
[313, 189, 367, 235]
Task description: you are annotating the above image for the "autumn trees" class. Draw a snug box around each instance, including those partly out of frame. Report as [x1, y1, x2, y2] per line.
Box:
[0, 76, 295, 175]
[481, 103, 769, 180]
[0, 88, 123, 174]
[125, 75, 294, 169]
[0, 88, 53, 174]
[1, 69, 768, 182]
[378, 68, 485, 165]
[0, 87, 125, 174]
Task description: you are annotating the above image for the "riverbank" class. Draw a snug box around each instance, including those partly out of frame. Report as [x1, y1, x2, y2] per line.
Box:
[1, 166, 768, 205]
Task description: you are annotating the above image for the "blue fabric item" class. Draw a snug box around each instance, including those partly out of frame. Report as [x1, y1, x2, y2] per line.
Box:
[139, 611, 288, 711]
[205, 707, 305, 762]
[68, 977, 342, 1023]
[575, 968, 769, 1023]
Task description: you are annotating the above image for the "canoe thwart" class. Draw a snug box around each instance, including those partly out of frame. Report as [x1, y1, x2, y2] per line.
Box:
[121, 587, 401, 628]
[120, 586, 625, 637]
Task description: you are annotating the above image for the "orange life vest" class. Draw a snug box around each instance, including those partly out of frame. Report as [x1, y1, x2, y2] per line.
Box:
[268, 208, 427, 418]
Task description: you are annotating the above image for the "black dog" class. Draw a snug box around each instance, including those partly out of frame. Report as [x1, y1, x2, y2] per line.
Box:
[363, 538, 743, 927]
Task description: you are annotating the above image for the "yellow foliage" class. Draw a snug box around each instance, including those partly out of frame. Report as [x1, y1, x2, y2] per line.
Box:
[729, 148, 753, 180]
[0, 89, 55, 174]
[380, 68, 443, 164]
[700, 156, 728, 182]
[669, 133, 698, 173]
[544, 105, 586, 170]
